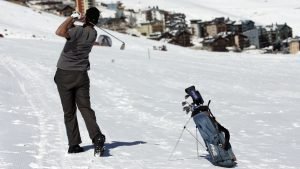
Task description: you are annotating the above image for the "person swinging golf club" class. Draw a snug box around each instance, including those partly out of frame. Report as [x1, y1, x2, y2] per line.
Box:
[54, 7, 105, 156]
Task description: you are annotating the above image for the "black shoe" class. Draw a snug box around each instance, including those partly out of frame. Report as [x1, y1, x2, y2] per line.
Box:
[93, 134, 105, 157]
[68, 145, 84, 154]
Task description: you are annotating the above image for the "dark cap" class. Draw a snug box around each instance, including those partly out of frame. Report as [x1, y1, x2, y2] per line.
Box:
[86, 7, 100, 25]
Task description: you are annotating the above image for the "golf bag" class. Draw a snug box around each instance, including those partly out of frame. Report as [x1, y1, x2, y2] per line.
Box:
[183, 86, 237, 167]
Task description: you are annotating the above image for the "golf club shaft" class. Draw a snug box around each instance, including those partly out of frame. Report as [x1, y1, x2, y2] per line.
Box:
[89, 22, 125, 44]
[98, 27, 125, 44]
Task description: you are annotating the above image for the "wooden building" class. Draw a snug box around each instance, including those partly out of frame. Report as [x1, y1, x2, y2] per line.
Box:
[282, 38, 300, 54]
[169, 30, 192, 47]
[137, 21, 164, 36]
[202, 37, 229, 52]
[265, 23, 293, 44]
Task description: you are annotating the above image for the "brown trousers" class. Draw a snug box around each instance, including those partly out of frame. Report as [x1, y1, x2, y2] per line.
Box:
[54, 68, 102, 146]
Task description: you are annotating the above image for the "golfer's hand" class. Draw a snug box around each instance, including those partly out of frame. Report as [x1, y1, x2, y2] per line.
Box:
[71, 11, 81, 20]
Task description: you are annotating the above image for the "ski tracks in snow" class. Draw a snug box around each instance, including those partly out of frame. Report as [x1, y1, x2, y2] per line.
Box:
[1, 56, 66, 168]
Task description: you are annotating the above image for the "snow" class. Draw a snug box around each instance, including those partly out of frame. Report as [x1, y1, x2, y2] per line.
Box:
[0, 1, 300, 169]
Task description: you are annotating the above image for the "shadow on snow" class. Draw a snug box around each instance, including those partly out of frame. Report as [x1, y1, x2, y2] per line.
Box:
[82, 141, 147, 157]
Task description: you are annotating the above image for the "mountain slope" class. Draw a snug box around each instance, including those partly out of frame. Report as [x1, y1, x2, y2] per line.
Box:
[0, 1, 300, 169]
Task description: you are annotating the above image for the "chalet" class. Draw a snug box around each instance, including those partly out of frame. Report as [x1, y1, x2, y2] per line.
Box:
[144, 7, 167, 22]
[219, 32, 250, 49]
[134, 7, 169, 35]
[169, 30, 192, 47]
[135, 7, 169, 24]
[160, 29, 192, 47]
[124, 9, 138, 28]
[205, 17, 227, 37]
[281, 38, 300, 54]
[241, 20, 255, 32]
[165, 13, 187, 32]
[234, 34, 250, 49]
[202, 36, 229, 52]
[226, 19, 238, 33]
[289, 40, 300, 54]
[194, 21, 211, 38]
[137, 21, 164, 36]
[233, 21, 243, 33]
[190, 19, 202, 38]
[265, 23, 293, 44]
[191, 18, 255, 39]
[217, 32, 235, 46]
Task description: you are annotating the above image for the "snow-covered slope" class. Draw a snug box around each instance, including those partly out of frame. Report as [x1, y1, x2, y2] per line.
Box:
[0, 1, 300, 169]
[0, 1, 64, 40]
[102, 0, 300, 35]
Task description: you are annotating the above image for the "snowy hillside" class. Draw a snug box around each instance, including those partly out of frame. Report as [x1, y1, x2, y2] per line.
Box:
[101, 0, 300, 35]
[1, 1, 300, 169]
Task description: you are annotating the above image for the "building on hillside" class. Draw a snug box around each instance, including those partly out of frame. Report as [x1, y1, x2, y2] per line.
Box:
[165, 13, 188, 32]
[281, 38, 300, 54]
[142, 6, 169, 23]
[243, 27, 270, 48]
[191, 18, 255, 38]
[288, 40, 300, 54]
[170, 29, 192, 47]
[226, 19, 238, 33]
[202, 31, 249, 51]
[241, 20, 255, 32]
[190, 19, 202, 38]
[137, 21, 164, 36]
[202, 36, 229, 52]
[129, 6, 169, 36]
[234, 34, 250, 49]
[156, 29, 192, 47]
[204, 17, 227, 37]
[265, 23, 293, 45]
[125, 9, 138, 28]
[218, 32, 250, 49]
[162, 13, 192, 46]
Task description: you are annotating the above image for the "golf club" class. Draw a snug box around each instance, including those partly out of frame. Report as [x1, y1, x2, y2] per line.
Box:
[89, 22, 126, 50]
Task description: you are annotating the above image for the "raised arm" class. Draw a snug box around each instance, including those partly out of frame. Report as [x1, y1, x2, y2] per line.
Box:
[55, 17, 75, 38]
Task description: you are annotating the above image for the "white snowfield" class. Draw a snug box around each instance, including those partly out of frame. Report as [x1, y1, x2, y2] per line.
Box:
[0, 1, 300, 169]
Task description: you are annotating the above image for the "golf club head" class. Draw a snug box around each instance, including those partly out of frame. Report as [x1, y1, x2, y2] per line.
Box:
[120, 43, 125, 50]
[185, 95, 190, 99]
[182, 101, 187, 106]
[183, 106, 190, 113]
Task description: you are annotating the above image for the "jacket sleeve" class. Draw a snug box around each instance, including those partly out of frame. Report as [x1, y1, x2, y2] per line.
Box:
[66, 26, 80, 41]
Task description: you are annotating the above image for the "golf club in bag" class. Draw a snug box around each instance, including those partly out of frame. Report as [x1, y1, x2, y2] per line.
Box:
[182, 86, 237, 167]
